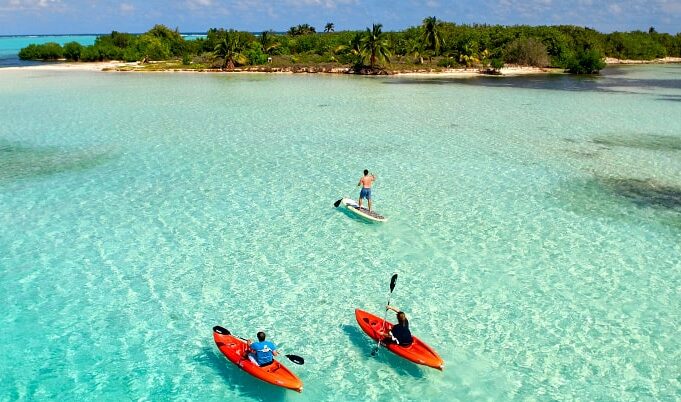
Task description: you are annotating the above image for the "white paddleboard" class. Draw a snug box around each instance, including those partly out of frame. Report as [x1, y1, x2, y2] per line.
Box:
[340, 198, 387, 222]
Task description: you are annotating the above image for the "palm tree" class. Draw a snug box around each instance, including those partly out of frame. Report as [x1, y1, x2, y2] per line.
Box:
[421, 16, 443, 60]
[459, 41, 479, 68]
[324, 22, 335, 33]
[332, 32, 364, 67]
[407, 38, 425, 64]
[259, 30, 279, 54]
[360, 23, 391, 69]
[288, 24, 316, 36]
[478, 48, 491, 70]
[214, 31, 247, 70]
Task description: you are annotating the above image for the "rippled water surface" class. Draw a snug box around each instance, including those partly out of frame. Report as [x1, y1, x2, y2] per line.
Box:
[1, 66, 680, 401]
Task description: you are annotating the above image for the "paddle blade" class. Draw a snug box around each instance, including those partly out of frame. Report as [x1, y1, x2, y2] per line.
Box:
[370, 347, 378, 357]
[213, 326, 231, 335]
[389, 273, 398, 293]
[285, 354, 305, 365]
[333, 199, 342, 208]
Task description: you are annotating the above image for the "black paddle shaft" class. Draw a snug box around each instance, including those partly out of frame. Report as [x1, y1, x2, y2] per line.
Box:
[372, 273, 399, 356]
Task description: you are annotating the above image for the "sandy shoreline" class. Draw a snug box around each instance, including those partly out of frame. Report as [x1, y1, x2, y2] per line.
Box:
[0, 61, 563, 77]
[0, 61, 136, 72]
[605, 56, 681, 64]
[1, 57, 679, 76]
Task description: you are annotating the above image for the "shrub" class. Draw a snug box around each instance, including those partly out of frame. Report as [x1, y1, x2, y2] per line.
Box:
[437, 57, 456, 67]
[182, 53, 192, 65]
[136, 35, 171, 61]
[244, 45, 268, 65]
[63, 42, 83, 61]
[490, 58, 504, 70]
[123, 48, 141, 62]
[146, 24, 185, 56]
[80, 46, 101, 61]
[504, 37, 550, 67]
[95, 44, 124, 60]
[567, 49, 606, 74]
[18, 42, 63, 60]
[18, 44, 41, 60]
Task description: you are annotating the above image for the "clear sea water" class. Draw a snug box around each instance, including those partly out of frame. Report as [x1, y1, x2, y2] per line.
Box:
[0, 66, 680, 401]
[0, 36, 98, 67]
[0, 34, 206, 67]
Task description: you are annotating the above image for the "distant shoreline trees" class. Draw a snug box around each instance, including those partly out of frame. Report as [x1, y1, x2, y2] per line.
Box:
[18, 20, 681, 74]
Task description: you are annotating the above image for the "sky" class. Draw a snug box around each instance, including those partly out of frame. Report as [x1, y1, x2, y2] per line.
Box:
[0, 0, 680, 35]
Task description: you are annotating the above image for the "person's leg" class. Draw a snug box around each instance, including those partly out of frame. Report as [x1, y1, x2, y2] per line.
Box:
[367, 190, 372, 211]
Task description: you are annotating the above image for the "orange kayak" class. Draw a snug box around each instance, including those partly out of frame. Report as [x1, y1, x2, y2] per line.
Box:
[355, 309, 444, 370]
[212, 326, 303, 392]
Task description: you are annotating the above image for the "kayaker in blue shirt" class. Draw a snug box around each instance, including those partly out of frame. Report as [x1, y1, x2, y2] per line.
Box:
[247, 331, 278, 366]
[379, 306, 413, 346]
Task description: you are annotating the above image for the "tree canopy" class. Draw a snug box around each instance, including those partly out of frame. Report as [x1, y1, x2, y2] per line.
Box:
[18, 21, 681, 74]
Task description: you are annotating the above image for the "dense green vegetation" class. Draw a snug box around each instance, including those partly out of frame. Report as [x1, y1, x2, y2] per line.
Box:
[18, 20, 681, 74]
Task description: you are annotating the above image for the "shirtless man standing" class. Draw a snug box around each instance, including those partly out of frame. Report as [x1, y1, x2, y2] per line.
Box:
[357, 169, 376, 212]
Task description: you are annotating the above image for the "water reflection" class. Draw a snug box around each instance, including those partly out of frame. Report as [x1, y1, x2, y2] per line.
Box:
[384, 65, 681, 95]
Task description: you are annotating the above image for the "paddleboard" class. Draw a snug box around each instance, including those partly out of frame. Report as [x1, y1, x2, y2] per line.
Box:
[340, 198, 387, 222]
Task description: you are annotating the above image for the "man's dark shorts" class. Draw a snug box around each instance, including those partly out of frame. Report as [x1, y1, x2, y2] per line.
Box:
[360, 188, 371, 200]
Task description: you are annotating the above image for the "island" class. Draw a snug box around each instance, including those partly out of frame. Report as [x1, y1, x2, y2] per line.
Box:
[17, 19, 681, 76]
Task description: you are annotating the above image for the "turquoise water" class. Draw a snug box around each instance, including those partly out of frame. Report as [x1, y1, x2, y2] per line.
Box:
[0, 36, 98, 67]
[0, 34, 206, 67]
[0, 66, 680, 401]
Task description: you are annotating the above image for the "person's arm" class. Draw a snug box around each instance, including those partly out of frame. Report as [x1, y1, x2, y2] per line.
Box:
[376, 329, 391, 337]
[386, 305, 399, 313]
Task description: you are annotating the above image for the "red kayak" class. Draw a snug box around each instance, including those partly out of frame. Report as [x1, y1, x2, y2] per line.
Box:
[212, 326, 303, 392]
[355, 309, 444, 370]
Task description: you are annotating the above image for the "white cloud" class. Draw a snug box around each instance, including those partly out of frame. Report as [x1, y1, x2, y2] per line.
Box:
[285, 0, 358, 8]
[2, 0, 61, 9]
[608, 3, 623, 14]
[120, 2, 134, 13]
[185, 0, 214, 9]
[658, 0, 681, 14]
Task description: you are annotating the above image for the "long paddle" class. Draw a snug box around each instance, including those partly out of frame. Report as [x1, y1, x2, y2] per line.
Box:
[212, 326, 305, 365]
[371, 273, 398, 356]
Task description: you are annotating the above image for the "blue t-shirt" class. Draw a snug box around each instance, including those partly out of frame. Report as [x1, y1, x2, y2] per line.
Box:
[250, 340, 277, 366]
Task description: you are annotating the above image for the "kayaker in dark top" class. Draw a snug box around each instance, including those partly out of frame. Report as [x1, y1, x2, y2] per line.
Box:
[379, 305, 413, 346]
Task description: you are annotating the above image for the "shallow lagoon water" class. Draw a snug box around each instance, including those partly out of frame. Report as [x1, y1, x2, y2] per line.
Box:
[0, 66, 680, 401]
